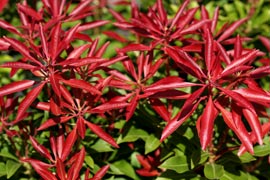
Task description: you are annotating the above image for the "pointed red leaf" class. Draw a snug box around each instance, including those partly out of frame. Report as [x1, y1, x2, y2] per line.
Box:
[205, 29, 214, 73]
[218, 87, 256, 115]
[50, 23, 61, 61]
[62, 79, 101, 95]
[126, 95, 138, 121]
[21, 158, 56, 180]
[170, 0, 190, 29]
[217, 18, 247, 42]
[259, 36, 270, 52]
[56, 158, 66, 180]
[149, 98, 170, 122]
[0, 19, 21, 35]
[215, 102, 254, 154]
[85, 121, 119, 148]
[92, 165, 110, 180]
[59, 85, 75, 107]
[67, 44, 91, 60]
[30, 136, 54, 162]
[180, 19, 211, 35]
[0, 0, 8, 12]
[69, 0, 92, 17]
[77, 20, 109, 32]
[91, 101, 129, 113]
[144, 76, 198, 93]
[118, 44, 151, 53]
[0, 80, 35, 97]
[39, 23, 49, 59]
[61, 127, 78, 161]
[77, 116, 86, 139]
[3, 37, 42, 66]
[49, 135, 57, 159]
[221, 50, 258, 76]
[38, 116, 73, 131]
[49, 73, 61, 97]
[60, 57, 105, 67]
[157, 0, 167, 25]
[199, 96, 218, 150]
[14, 82, 46, 124]
[161, 86, 205, 142]
[68, 147, 85, 180]
[17, 4, 43, 21]
[211, 7, 219, 33]
[234, 88, 270, 105]
[103, 31, 127, 42]
[0, 62, 37, 70]
[242, 109, 263, 145]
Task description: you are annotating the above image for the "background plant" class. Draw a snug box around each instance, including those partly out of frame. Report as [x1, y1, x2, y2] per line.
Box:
[0, 0, 269, 179]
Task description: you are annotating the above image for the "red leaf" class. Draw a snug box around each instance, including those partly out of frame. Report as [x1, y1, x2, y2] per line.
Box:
[92, 165, 110, 180]
[157, 0, 167, 25]
[38, 116, 73, 131]
[91, 101, 129, 113]
[103, 31, 127, 42]
[59, 57, 105, 67]
[59, 85, 75, 107]
[144, 76, 197, 93]
[149, 98, 170, 122]
[85, 121, 119, 148]
[0, 80, 35, 97]
[170, 0, 190, 29]
[14, 82, 46, 124]
[77, 116, 86, 139]
[215, 102, 254, 154]
[205, 29, 214, 73]
[56, 158, 66, 180]
[3, 37, 42, 66]
[118, 44, 151, 53]
[259, 36, 270, 52]
[180, 19, 211, 35]
[0, 0, 8, 12]
[49, 135, 57, 159]
[17, 4, 43, 21]
[30, 136, 54, 162]
[21, 158, 56, 180]
[242, 109, 263, 145]
[217, 18, 247, 42]
[221, 50, 259, 76]
[218, 87, 256, 115]
[69, 0, 92, 17]
[38, 23, 49, 59]
[34, 102, 50, 111]
[77, 20, 109, 32]
[50, 97, 62, 116]
[199, 96, 218, 150]
[136, 169, 160, 177]
[49, 73, 61, 97]
[211, 7, 219, 33]
[250, 66, 270, 78]
[68, 147, 85, 180]
[126, 95, 138, 121]
[50, 23, 61, 61]
[0, 62, 37, 70]
[67, 44, 91, 60]
[161, 86, 205, 142]
[61, 127, 78, 161]
[62, 79, 101, 95]
[0, 19, 20, 35]
[234, 88, 270, 106]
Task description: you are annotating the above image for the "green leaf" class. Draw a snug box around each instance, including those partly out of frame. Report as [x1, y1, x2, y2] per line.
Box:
[0, 163, 6, 177]
[145, 134, 161, 154]
[85, 155, 94, 169]
[159, 155, 189, 173]
[91, 139, 114, 152]
[117, 126, 148, 143]
[0, 148, 18, 161]
[204, 163, 224, 179]
[6, 160, 21, 179]
[253, 144, 270, 157]
[191, 150, 209, 168]
[110, 160, 139, 180]
[157, 170, 200, 180]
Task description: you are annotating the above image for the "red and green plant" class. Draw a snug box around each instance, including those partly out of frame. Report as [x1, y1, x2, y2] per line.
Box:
[0, 0, 269, 179]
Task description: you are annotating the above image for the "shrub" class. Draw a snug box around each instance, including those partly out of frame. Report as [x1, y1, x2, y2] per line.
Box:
[0, 0, 269, 179]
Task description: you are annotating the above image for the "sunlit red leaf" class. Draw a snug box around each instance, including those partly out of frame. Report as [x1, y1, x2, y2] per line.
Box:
[103, 31, 127, 42]
[38, 116, 74, 131]
[14, 82, 46, 124]
[0, 80, 35, 97]
[62, 79, 101, 95]
[118, 44, 151, 53]
[85, 121, 119, 148]
[91, 101, 129, 113]
[126, 95, 138, 121]
[68, 147, 85, 180]
[17, 4, 43, 21]
[0, 0, 8, 12]
[199, 96, 218, 150]
[91, 165, 110, 180]
[61, 127, 78, 161]
[77, 116, 86, 139]
[0, 19, 21, 35]
[21, 158, 56, 180]
[77, 20, 109, 32]
[56, 158, 66, 180]
[149, 98, 170, 122]
[30, 136, 54, 162]
[169, 0, 190, 29]
[215, 102, 254, 154]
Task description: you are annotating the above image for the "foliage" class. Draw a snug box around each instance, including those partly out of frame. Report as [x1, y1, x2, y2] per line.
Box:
[0, 0, 269, 179]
